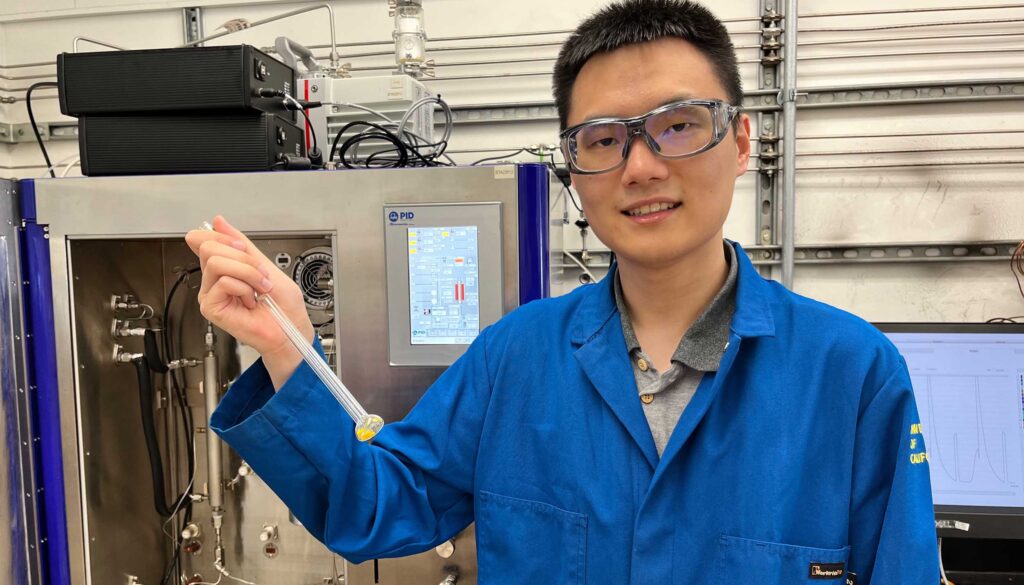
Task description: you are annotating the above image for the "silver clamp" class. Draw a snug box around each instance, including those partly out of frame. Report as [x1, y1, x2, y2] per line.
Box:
[776, 88, 807, 105]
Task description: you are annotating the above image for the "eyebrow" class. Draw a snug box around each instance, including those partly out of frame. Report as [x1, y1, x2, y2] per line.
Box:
[580, 93, 699, 124]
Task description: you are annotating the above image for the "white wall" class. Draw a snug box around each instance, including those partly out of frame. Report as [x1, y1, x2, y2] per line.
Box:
[1, 0, 1022, 319]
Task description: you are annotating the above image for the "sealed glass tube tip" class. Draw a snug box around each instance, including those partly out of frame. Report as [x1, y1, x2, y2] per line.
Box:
[355, 414, 384, 442]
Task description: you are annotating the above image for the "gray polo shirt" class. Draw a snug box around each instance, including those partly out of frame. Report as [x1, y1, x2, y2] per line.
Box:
[613, 241, 738, 456]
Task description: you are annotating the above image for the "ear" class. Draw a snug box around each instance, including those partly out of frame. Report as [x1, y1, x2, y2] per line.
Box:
[734, 113, 752, 178]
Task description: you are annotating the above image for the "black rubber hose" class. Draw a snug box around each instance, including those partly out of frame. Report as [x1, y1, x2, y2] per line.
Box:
[134, 358, 175, 517]
[144, 329, 169, 373]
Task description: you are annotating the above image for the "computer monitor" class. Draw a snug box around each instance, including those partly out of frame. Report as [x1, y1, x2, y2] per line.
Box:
[876, 323, 1024, 539]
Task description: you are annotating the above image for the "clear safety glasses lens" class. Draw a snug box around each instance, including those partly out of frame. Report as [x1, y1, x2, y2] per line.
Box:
[565, 102, 730, 174]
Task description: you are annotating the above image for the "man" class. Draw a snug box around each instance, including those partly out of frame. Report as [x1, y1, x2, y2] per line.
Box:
[187, 0, 940, 582]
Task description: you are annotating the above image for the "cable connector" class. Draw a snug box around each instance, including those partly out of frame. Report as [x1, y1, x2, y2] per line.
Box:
[254, 87, 286, 98]
[282, 98, 322, 111]
[276, 154, 312, 170]
[307, 147, 323, 168]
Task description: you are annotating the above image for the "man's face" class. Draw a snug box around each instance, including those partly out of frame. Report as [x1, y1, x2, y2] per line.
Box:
[566, 37, 751, 270]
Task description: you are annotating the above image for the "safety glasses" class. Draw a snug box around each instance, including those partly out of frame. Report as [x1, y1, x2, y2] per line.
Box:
[560, 99, 739, 174]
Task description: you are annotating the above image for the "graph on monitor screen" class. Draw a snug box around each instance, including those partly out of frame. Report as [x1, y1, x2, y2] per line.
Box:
[897, 334, 1024, 509]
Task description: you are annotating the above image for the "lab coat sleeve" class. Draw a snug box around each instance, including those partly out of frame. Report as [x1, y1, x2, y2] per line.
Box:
[210, 332, 496, 563]
[847, 358, 940, 584]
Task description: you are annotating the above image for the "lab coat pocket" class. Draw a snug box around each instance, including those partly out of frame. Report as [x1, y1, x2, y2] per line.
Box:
[476, 490, 587, 585]
[712, 534, 851, 585]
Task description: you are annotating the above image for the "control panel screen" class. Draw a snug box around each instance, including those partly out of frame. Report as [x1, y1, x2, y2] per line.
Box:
[407, 226, 480, 345]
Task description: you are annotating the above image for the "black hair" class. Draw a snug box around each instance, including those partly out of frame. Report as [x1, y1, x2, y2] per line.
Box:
[553, 0, 743, 130]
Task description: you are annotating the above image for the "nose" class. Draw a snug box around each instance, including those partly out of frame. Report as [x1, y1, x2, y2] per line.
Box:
[620, 130, 670, 188]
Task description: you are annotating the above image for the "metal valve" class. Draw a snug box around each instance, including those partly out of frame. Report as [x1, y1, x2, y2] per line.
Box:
[110, 293, 140, 311]
[110, 319, 146, 338]
[259, 524, 278, 542]
[439, 566, 459, 585]
[112, 344, 143, 363]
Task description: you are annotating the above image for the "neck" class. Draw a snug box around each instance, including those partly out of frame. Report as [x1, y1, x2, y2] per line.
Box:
[617, 236, 729, 341]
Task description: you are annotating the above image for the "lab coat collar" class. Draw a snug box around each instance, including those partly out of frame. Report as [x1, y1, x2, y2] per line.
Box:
[569, 241, 776, 471]
[569, 241, 776, 346]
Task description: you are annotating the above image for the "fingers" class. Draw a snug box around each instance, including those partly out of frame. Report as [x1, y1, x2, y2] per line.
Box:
[212, 215, 271, 263]
[185, 228, 243, 258]
[199, 255, 273, 302]
[197, 239, 268, 273]
[200, 275, 258, 316]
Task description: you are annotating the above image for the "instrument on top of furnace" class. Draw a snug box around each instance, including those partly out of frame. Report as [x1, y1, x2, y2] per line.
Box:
[201, 222, 384, 442]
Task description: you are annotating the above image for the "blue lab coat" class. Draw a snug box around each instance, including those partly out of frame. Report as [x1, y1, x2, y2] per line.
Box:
[212, 241, 940, 584]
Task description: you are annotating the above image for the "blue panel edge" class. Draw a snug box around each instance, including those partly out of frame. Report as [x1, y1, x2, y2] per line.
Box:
[18, 179, 72, 585]
[516, 164, 550, 304]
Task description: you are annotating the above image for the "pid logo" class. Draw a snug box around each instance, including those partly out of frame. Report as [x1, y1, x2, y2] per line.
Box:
[389, 210, 415, 223]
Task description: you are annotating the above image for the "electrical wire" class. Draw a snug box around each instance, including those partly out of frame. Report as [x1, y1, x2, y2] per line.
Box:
[59, 157, 80, 178]
[159, 267, 200, 585]
[470, 149, 525, 165]
[1011, 239, 1024, 302]
[283, 94, 320, 164]
[986, 316, 1024, 323]
[561, 184, 583, 213]
[328, 95, 453, 169]
[26, 81, 58, 178]
[45, 153, 79, 177]
[938, 536, 950, 585]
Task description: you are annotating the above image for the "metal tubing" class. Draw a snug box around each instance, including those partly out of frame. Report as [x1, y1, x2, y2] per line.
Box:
[204, 350, 223, 513]
[799, 128, 1024, 140]
[6, 40, 1018, 82]
[781, 0, 798, 288]
[802, 17, 1024, 33]
[72, 36, 127, 52]
[800, 3, 1024, 18]
[179, 3, 340, 69]
[800, 30, 1024, 48]
[796, 145, 1024, 157]
[801, 46, 1024, 61]
[796, 159, 1024, 170]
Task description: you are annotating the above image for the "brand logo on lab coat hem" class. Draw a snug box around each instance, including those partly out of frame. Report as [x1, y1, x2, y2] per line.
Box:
[808, 563, 845, 579]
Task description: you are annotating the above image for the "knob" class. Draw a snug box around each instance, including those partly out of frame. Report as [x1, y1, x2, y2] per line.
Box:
[434, 539, 455, 559]
[259, 524, 278, 542]
[181, 523, 201, 540]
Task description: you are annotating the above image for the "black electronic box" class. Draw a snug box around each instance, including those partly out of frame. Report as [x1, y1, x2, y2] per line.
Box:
[57, 45, 295, 122]
[78, 113, 304, 176]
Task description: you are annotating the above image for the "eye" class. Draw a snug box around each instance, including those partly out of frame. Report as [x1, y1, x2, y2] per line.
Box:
[590, 136, 619, 148]
[664, 123, 690, 135]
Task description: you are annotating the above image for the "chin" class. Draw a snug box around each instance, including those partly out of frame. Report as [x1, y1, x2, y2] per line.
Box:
[615, 243, 692, 269]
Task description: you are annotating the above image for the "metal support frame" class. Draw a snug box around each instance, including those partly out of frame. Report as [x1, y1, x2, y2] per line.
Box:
[780, 0, 799, 288]
[435, 79, 1024, 126]
[558, 240, 1020, 270]
[0, 123, 78, 144]
[182, 7, 203, 47]
[1, 179, 45, 585]
[756, 0, 783, 278]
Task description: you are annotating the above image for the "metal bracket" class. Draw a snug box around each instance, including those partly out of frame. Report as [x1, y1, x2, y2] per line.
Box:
[0, 122, 79, 144]
[182, 7, 204, 46]
[776, 88, 806, 105]
[558, 241, 1021, 270]
[746, 241, 1020, 266]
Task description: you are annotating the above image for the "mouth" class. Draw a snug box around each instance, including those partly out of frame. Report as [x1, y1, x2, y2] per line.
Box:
[622, 201, 681, 218]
